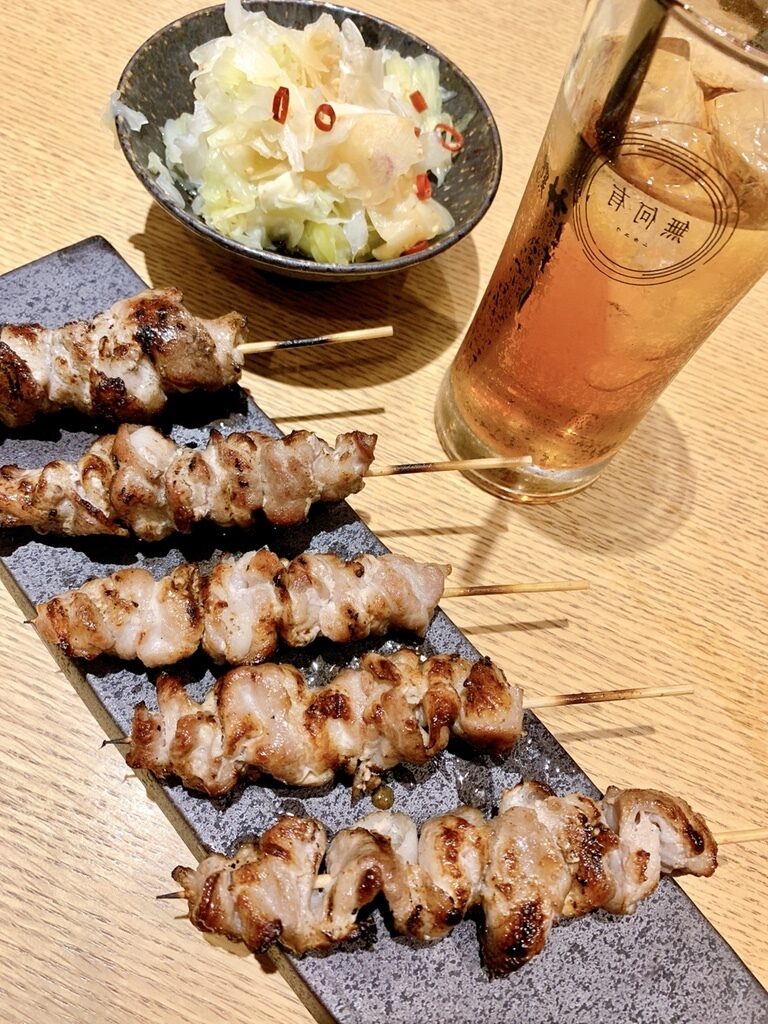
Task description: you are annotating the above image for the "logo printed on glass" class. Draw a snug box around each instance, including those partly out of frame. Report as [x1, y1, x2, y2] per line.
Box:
[573, 132, 739, 285]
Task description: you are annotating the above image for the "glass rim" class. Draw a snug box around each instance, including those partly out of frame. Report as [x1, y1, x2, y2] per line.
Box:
[665, 0, 768, 74]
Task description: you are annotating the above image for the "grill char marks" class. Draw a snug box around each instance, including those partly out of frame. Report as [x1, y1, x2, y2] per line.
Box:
[174, 817, 331, 955]
[487, 897, 547, 973]
[0, 433, 126, 536]
[89, 370, 138, 421]
[455, 656, 524, 753]
[482, 799, 571, 974]
[601, 786, 717, 913]
[0, 332, 49, 425]
[500, 782, 619, 919]
[305, 689, 352, 736]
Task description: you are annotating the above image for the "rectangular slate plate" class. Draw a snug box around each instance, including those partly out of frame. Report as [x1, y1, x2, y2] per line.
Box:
[0, 237, 765, 1024]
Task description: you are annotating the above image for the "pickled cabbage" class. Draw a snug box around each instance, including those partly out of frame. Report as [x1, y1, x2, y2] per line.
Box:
[152, 0, 458, 262]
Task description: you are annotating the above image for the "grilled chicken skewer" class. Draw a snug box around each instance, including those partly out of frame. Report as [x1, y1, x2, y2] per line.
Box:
[169, 781, 717, 973]
[0, 287, 395, 428]
[127, 649, 521, 797]
[35, 549, 449, 666]
[0, 288, 246, 427]
[0, 424, 375, 539]
[123, 649, 687, 798]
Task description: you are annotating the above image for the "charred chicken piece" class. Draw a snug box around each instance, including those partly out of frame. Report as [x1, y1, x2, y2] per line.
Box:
[0, 434, 125, 536]
[601, 785, 717, 913]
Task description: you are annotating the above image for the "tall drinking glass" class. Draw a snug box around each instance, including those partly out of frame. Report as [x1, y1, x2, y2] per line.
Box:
[435, 0, 768, 502]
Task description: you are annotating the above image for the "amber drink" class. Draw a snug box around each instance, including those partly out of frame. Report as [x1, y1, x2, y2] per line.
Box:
[436, 0, 768, 501]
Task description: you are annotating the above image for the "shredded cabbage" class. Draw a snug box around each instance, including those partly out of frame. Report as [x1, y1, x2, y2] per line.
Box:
[152, 2, 458, 262]
[147, 151, 187, 209]
[103, 90, 148, 145]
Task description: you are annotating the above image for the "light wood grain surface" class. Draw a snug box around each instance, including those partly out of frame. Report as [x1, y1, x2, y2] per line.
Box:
[1, 2, 766, 1021]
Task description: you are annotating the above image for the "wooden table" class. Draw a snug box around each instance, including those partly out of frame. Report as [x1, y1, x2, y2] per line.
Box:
[1, 2, 766, 1021]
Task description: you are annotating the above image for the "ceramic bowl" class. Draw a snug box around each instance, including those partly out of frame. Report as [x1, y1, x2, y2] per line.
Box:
[115, 1, 502, 280]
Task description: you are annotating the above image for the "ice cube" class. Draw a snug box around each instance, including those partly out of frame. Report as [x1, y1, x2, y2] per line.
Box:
[615, 121, 720, 219]
[677, 18, 768, 95]
[657, 37, 690, 60]
[709, 89, 768, 219]
[631, 46, 708, 129]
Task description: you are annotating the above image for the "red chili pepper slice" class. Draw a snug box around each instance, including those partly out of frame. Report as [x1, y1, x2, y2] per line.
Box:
[314, 103, 336, 132]
[410, 90, 428, 113]
[272, 86, 289, 124]
[435, 122, 464, 152]
[415, 173, 432, 200]
[402, 240, 429, 256]
[413, 126, 422, 138]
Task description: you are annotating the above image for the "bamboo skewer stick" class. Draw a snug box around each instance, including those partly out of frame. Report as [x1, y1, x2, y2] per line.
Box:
[367, 455, 533, 477]
[443, 580, 588, 598]
[108, 683, 688, 753]
[713, 828, 768, 845]
[239, 325, 394, 354]
[525, 683, 693, 710]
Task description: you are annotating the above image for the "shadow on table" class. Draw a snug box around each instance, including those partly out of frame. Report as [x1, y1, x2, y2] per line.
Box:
[199, 928, 272, 967]
[515, 403, 696, 554]
[552, 722, 657, 745]
[462, 617, 570, 637]
[131, 204, 481, 389]
[357, 483, 515, 588]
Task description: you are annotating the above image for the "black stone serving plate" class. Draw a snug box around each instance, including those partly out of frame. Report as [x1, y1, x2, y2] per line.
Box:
[0, 237, 765, 1024]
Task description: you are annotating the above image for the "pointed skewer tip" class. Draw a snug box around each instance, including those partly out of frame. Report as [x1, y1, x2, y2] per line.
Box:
[443, 579, 589, 599]
[524, 683, 693, 711]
